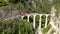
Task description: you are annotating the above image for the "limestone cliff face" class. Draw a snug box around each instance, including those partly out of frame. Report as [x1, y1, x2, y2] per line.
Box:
[47, 5, 60, 34]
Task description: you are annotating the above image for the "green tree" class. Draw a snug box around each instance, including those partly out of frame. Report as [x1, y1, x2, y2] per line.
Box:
[0, 19, 35, 34]
[0, 0, 9, 6]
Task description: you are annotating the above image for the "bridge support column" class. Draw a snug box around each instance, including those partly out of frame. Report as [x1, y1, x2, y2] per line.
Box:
[27, 15, 30, 22]
[21, 16, 24, 20]
[45, 14, 49, 28]
[38, 14, 42, 34]
[33, 15, 36, 28]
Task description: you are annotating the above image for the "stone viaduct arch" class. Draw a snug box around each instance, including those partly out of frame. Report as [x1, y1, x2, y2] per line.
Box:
[20, 13, 50, 34]
[20, 12, 60, 34]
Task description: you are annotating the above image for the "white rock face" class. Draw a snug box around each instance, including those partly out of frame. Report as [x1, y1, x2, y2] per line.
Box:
[48, 6, 60, 34]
